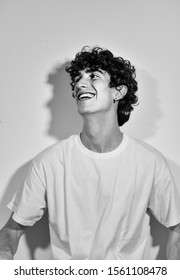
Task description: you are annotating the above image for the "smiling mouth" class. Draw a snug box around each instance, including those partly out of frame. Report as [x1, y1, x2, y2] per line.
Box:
[77, 92, 95, 101]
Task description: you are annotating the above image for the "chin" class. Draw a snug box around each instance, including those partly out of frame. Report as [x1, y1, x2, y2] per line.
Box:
[78, 109, 93, 115]
[77, 105, 93, 114]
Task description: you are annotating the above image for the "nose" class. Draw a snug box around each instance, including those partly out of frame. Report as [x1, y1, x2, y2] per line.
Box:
[73, 76, 90, 99]
[76, 77, 89, 89]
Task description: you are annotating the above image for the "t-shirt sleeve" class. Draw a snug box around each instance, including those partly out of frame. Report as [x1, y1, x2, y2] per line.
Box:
[148, 154, 180, 227]
[7, 160, 47, 226]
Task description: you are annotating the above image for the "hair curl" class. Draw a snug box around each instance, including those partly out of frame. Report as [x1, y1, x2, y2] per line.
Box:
[65, 46, 138, 126]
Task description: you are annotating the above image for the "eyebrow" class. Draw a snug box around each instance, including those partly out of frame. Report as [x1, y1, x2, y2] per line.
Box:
[86, 69, 105, 74]
[75, 69, 105, 79]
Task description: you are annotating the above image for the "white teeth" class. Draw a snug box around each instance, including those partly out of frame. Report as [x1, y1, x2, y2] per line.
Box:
[78, 93, 95, 100]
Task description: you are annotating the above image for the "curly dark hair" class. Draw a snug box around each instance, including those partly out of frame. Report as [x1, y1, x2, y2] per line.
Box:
[65, 46, 138, 126]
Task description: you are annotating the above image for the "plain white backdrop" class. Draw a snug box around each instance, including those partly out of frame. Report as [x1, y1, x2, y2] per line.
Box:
[0, 0, 180, 259]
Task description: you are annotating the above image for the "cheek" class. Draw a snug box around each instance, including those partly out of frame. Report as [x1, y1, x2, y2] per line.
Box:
[99, 94, 113, 108]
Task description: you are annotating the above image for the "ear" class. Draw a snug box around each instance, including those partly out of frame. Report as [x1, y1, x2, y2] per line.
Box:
[113, 85, 128, 102]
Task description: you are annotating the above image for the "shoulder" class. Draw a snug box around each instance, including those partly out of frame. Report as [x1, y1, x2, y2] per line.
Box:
[126, 134, 167, 166]
[32, 135, 77, 167]
[126, 135, 174, 191]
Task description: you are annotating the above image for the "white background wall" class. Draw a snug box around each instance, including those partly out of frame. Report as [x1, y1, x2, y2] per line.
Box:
[0, 0, 180, 259]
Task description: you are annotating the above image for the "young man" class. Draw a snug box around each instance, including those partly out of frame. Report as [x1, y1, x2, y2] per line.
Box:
[0, 46, 180, 260]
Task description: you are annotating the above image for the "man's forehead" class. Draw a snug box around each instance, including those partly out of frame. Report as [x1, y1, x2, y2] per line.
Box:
[76, 68, 106, 75]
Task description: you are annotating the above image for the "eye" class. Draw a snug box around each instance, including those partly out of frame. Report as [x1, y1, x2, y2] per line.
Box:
[74, 76, 81, 83]
[90, 73, 100, 80]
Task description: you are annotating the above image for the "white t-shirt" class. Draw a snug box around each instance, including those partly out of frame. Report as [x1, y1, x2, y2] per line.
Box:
[8, 134, 180, 259]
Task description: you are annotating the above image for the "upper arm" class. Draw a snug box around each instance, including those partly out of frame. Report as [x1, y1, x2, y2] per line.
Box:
[167, 223, 180, 259]
[169, 223, 180, 231]
[3, 213, 28, 238]
[0, 214, 28, 255]
[168, 223, 180, 239]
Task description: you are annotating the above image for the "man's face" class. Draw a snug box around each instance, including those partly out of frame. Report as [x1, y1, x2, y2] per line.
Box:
[73, 68, 116, 116]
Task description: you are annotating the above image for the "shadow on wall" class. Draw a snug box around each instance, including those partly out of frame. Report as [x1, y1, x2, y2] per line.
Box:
[123, 68, 162, 140]
[1, 63, 180, 259]
[45, 61, 82, 139]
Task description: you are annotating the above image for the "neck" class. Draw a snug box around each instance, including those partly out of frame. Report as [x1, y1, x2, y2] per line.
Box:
[80, 114, 123, 153]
